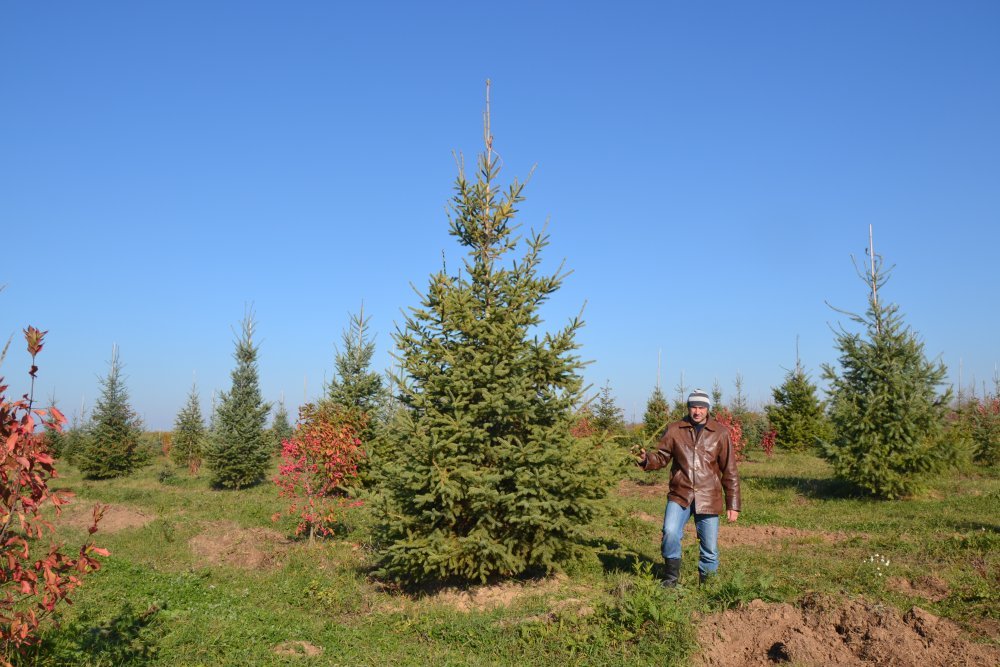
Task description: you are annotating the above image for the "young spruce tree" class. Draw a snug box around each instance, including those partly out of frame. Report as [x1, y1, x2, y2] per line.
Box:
[172, 383, 206, 473]
[326, 306, 385, 419]
[822, 250, 951, 498]
[78, 346, 146, 479]
[377, 91, 611, 583]
[592, 381, 625, 434]
[766, 354, 831, 451]
[326, 306, 386, 479]
[642, 385, 670, 439]
[270, 399, 294, 452]
[206, 312, 271, 489]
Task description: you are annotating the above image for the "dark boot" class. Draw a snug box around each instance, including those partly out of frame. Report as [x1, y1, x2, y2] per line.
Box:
[662, 558, 681, 588]
[699, 570, 714, 585]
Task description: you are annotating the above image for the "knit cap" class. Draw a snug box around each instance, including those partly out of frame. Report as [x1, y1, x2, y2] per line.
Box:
[687, 389, 711, 409]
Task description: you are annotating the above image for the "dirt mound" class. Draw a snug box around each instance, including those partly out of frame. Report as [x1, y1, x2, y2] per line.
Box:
[273, 640, 323, 657]
[886, 575, 950, 602]
[695, 594, 999, 666]
[188, 521, 291, 570]
[631, 512, 850, 546]
[50, 502, 154, 533]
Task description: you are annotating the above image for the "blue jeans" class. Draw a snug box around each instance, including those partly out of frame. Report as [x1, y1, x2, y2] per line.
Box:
[662, 500, 720, 575]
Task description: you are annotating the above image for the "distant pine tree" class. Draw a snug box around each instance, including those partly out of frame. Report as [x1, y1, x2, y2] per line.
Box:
[377, 94, 611, 583]
[642, 385, 670, 439]
[270, 399, 294, 451]
[205, 311, 271, 489]
[766, 356, 831, 451]
[592, 381, 626, 434]
[77, 346, 146, 479]
[172, 383, 206, 473]
[711, 379, 724, 412]
[822, 250, 951, 498]
[731, 372, 749, 416]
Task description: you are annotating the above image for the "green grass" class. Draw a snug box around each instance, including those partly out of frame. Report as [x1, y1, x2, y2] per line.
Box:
[15, 451, 1000, 665]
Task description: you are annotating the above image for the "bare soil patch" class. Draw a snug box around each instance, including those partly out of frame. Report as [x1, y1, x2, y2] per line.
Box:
[273, 640, 323, 657]
[695, 594, 999, 666]
[188, 520, 291, 570]
[631, 512, 851, 546]
[886, 575, 950, 602]
[50, 502, 155, 533]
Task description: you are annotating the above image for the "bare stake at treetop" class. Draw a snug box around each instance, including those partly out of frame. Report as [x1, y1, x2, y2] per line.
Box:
[376, 82, 613, 584]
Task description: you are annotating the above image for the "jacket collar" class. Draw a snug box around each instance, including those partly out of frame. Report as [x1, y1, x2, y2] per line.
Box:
[680, 415, 720, 431]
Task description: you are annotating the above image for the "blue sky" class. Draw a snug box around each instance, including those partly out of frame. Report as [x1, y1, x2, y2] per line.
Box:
[2, 2, 998, 430]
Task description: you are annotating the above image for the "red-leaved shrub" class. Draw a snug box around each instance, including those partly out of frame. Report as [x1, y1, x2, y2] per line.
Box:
[272, 402, 365, 541]
[1, 327, 107, 665]
[714, 407, 746, 462]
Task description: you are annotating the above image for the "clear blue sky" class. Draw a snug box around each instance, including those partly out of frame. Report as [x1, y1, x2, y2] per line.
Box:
[3, 2, 998, 430]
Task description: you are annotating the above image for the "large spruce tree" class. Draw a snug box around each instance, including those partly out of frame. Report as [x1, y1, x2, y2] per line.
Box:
[822, 251, 951, 498]
[766, 355, 831, 451]
[206, 312, 271, 489]
[377, 97, 611, 583]
[172, 383, 206, 472]
[78, 346, 146, 479]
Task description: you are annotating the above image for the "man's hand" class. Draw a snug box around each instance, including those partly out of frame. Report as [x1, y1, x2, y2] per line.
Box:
[636, 448, 647, 468]
[726, 509, 739, 523]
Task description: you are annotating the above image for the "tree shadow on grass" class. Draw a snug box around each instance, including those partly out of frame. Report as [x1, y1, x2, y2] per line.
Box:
[583, 537, 660, 576]
[34, 602, 162, 666]
[749, 475, 864, 500]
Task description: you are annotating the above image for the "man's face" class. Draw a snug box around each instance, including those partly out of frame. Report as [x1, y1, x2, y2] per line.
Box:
[688, 404, 709, 424]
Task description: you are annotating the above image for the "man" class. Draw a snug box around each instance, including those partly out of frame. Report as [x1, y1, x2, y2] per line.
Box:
[637, 388, 741, 586]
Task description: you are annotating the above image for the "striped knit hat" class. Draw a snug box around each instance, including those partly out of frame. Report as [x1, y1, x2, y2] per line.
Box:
[687, 389, 711, 409]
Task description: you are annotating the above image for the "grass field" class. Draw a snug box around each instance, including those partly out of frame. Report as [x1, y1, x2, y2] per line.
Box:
[18, 450, 1000, 666]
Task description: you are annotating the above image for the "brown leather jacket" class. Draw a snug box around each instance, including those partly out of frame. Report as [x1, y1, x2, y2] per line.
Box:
[642, 416, 741, 515]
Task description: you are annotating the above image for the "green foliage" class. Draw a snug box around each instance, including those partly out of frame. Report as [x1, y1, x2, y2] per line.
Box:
[377, 124, 612, 584]
[171, 383, 206, 473]
[641, 386, 670, 440]
[969, 396, 1000, 466]
[766, 361, 831, 451]
[700, 567, 778, 610]
[600, 562, 697, 647]
[77, 346, 147, 479]
[205, 311, 271, 489]
[739, 409, 771, 454]
[592, 381, 626, 434]
[821, 253, 952, 499]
